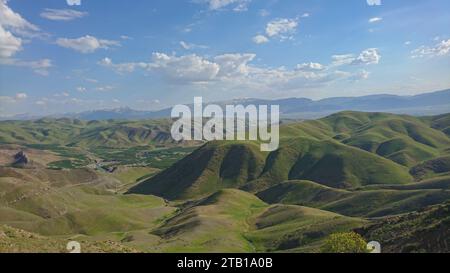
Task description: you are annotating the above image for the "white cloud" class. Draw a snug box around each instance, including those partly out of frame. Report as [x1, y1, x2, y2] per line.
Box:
[0, 0, 39, 58]
[179, 41, 208, 50]
[0, 92, 28, 106]
[331, 48, 381, 66]
[40, 9, 87, 21]
[0, 25, 21, 58]
[54, 92, 70, 97]
[0, 0, 39, 35]
[369, 17, 382, 23]
[296, 62, 325, 71]
[196, 0, 251, 11]
[1, 58, 53, 75]
[15, 93, 27, 100]
[265, 18, 298, 39]
[367, 0, 381, 6]
[214, 53, 255, 78]
[301, 13, 310, 18]
[149, 52, 220, 83]
[411, 39, 450, 58]
[95, 85, 115, 92]
[350, 70, 370, 81]
[331, 54, 356, 66]
[352, 48, 381, 65]
[0, 0, 52, 75]
[99, 57, 149, 73]
[56, 35, 120, 53]
[252, 34, 269, 44]
[404, 41, 411, 46]
[99, 51, 370, 91]
[66, 0, 81, 6]
[76, 86, 87, 92]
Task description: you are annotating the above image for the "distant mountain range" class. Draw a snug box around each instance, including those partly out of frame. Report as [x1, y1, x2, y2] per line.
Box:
[3, 89, 450, 121]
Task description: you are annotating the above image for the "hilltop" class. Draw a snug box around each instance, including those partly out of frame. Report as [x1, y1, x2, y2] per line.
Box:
[131, 112, 450, 200]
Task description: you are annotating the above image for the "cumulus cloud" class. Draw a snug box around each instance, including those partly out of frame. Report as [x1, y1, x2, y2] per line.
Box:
[0, 25, 21, 58]
[331, 54, 356, 66]
[331, 48, 381, 66]
[56, 35, 120, 53]
[99, 57, 150, 73]
[296, 62, 325, 71]
[76, 86, 86, 92]
[214, 53, 255, 78]
[66, 0, 81, 6]
[0, 0, 39, 35]
[367, 0, 381, 6]
[265, 18, 298, 39]
[252, 34, 269, 44]
[349, 70, 370, 81]
[179, 41, 208, 50]
[352, 48, 381, 65]
[0, 0, 39, 58]
[15, 93, 27, 100]
[18, 59, 52, 76]
[0, 56, 52, 76]
[0, 92, 28, 107]
[411, 39, 450, 58]
[368, 17, 382, 23]
[40, 9, 87, 21]
[194, 0, 251, 12]
[100, 51, 371, 91]
[149, 52, 220, 83]
[0, 0, 51, 75]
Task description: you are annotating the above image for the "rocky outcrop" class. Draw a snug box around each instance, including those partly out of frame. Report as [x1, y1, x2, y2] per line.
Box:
[13, 151, 29, 166]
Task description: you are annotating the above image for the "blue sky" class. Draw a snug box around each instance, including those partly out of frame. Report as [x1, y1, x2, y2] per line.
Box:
[0, 0, 449, 116]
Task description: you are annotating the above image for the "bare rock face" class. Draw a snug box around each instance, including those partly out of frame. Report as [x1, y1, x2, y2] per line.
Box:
[13, 151, 29, 166]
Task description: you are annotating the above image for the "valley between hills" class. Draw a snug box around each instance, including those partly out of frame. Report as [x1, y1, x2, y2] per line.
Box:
[1, 111, 449, 253]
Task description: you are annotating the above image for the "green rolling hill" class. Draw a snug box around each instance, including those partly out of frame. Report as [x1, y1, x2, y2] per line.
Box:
[0, 118, 178, 148]
[246, 204, 366, 252]
[128, 141, 267, 200]
[256, 179, 450, 217]
[1, 111, 449, 253]
[357, 202, 450, 253]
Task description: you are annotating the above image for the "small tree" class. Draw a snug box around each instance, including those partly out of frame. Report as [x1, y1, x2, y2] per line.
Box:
[321, 232, 368, 253]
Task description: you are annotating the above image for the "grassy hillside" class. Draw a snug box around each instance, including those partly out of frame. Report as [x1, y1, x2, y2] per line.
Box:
[0, 118, 183, 148]
[0, 225, 137, 253]
[0, 166, 175, 237]
[256, 180, 352, 207]
[357, 202, 450, 253]
[410, 156, 450, 180]
[151, 189, 267, 252]
[252, 137, 412, 190]
[283, 112, 450, 167]
[1, 111, 449, 253]
[132, 135, 413, 200]
[246, 204, 366, 252]
[256, 180, 450, 217]
[149, 189, 367, 253]
[128, 141, 267, 200]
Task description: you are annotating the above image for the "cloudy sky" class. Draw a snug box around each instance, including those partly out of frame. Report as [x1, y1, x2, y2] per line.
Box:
[0, 0, 449, 116]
